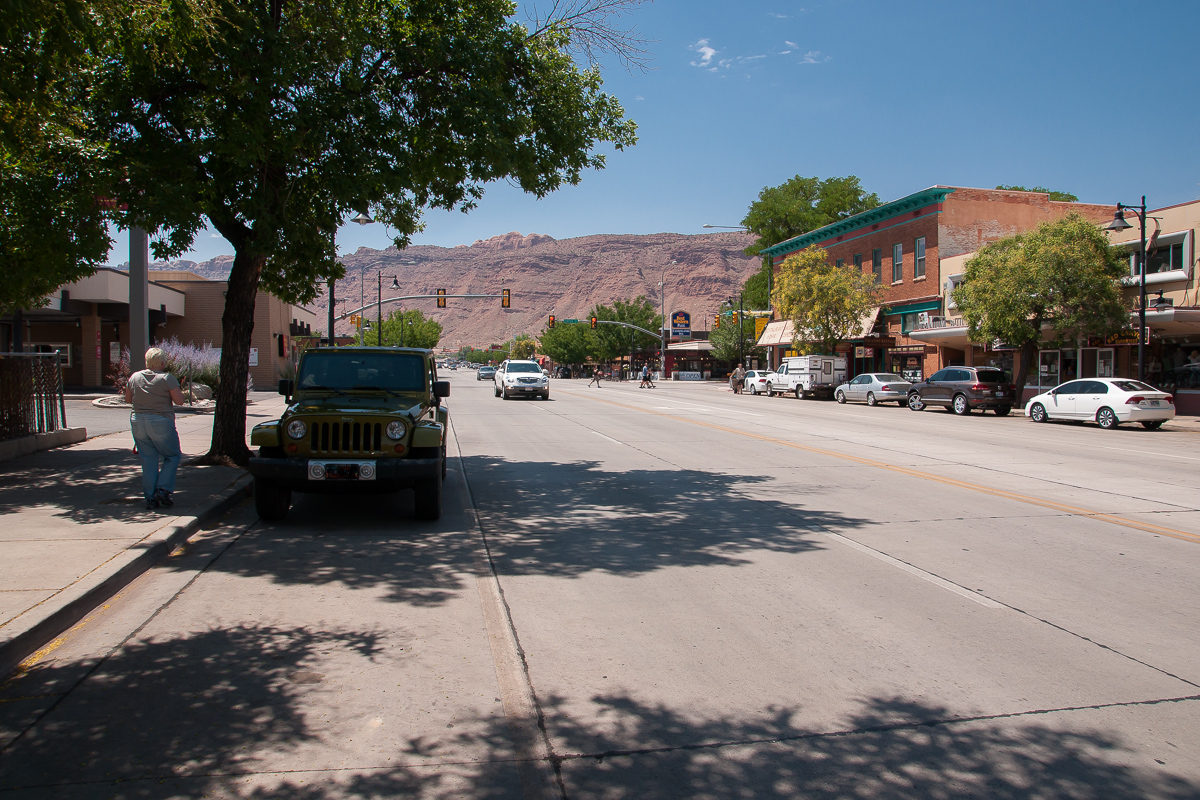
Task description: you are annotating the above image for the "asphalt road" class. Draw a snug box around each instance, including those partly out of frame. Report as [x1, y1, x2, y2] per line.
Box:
[3, 373, 1198, 799]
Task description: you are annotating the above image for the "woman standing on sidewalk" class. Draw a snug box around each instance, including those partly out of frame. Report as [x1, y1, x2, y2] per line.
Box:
[124, 347, 185, 510]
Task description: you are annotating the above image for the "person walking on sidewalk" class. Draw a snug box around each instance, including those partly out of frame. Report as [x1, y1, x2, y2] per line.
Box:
[732, 364, 746, 394]
[588, 368, 603, 388]
[124, 347, 185, 510]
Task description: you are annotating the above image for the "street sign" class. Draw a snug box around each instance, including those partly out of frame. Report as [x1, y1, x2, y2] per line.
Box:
[562, 319, 579, 323]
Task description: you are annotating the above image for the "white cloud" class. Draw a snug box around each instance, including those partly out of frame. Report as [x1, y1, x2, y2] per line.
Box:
[800, 50, 830, 64]
[635, 95, 645, 101]
[689, 38, 717, 68]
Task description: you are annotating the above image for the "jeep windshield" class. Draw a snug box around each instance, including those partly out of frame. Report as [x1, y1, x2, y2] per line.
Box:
[506, 363, 542, 373]
[297, 352, 425, 393]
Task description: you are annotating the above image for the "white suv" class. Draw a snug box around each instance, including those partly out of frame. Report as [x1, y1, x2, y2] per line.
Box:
[494, 360, 550, 400]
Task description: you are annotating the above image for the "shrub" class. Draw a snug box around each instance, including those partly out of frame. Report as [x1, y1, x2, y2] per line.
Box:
[157, 337, 222, 390]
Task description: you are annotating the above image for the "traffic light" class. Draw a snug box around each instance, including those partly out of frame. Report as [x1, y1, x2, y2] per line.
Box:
[590, 316, 598, 329]
[501, 288, 510, 308]
[548, 315, 556, 328]
[732, 311, 739, 325]
[437, 288, 446, 308]
[713, 314, 720, 329]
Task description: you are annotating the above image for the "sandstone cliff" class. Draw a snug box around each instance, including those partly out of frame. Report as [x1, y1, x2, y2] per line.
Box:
[154, 230, 759, 348]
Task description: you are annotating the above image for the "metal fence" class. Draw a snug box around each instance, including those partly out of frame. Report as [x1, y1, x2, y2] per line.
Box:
[0, 354, 67, 441]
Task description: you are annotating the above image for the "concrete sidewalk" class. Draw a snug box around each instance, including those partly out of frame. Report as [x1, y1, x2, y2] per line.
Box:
[0, 396, 286, 675]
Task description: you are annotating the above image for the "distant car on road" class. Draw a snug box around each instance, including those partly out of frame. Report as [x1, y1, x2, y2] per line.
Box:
[1025, 378, 1175, 430]
[907, 367, 1016, 415]
[494, 359, 550, 400]
[743, 370, 774, 395]
[477, 365, 496, 381]
[835, 373, 912, 406]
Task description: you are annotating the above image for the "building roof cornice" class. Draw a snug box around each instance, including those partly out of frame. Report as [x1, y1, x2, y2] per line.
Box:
[763, 186, 956, 258]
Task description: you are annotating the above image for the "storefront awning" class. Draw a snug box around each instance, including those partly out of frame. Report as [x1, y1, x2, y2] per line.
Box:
[1143, 307, 1200, 338]
[667, 340, 714, 352]
[852, 306, 881, 339]
[755, 319, 794, 347]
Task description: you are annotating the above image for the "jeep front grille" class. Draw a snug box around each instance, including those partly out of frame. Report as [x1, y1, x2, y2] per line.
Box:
[309, 421, 383, 455]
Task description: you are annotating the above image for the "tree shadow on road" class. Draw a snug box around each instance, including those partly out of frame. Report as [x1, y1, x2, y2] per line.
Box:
[0, 623, 519, 799]
[542, 692, 1200, 799]
[4, 627, 1195, 799]
[194, 456, 858, 605]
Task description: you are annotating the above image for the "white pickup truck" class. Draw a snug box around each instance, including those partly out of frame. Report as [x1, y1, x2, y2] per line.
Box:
[766, 355, 848, 399]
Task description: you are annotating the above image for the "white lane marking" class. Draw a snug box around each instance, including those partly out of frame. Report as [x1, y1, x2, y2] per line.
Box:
[822, 531, 1005, 609]
[653, 402, 763, 418]
[591, 431, 622, 444]
[1099, 446, 1200, 462]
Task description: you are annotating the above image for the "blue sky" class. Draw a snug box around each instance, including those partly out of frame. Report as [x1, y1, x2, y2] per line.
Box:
[109, 0, 1200, 266]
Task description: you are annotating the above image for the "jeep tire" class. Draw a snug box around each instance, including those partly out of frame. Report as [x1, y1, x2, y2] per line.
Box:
[414, 476, 442, 520]
[254, 478, 291, 521]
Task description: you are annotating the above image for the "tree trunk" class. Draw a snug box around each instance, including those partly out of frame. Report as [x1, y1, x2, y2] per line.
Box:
[1013, 339, 1038, 405]
[201, 248, 265, 466]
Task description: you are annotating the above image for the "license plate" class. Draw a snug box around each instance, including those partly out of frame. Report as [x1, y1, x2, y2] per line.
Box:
[308, 460, 376, 481]
[995, 391, 1005, 396]
[326, 463, 359, 480]
[1147, 400, 1159, 407]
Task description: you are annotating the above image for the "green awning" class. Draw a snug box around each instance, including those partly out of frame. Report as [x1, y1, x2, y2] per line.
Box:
[884, 300, 942, 316]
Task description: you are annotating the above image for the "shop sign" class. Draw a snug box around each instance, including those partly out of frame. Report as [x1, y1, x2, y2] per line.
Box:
[890, 345, 926, 354]
[1106, 330, 1140, 345]
[864, 347, 873, 357]
[671, 311, 691, 336]
[755, 317, 768, 340]
[986, 340, 1021, 351]
[835, 343, 852, 352]
[855, 346, 864, 358]
[677, 370, 702, 380]
[862, 336, 895, 347]
[249, 347, 259, 367]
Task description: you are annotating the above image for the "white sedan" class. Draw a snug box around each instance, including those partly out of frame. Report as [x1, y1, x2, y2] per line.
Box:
[834, 373, 913, 406]
[743, 370, 774, 395]
[1025, 378, 1174, 430]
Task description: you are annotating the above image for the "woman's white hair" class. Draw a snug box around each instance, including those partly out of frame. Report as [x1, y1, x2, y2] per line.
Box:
[145, 347, 168, 371]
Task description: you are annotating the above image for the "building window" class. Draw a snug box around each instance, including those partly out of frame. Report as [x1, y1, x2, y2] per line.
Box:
[836, 258, 844, 268]
[853, 254, 862, 271]
[892, 243, 903, 282]
[914, 237, 926, 278]
[1131, 240, 1186, 276]
[901, 312, 922, 333]
[872, 249, 882, 283]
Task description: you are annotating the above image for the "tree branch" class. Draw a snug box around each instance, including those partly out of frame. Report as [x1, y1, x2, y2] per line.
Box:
[523, 0, 652, 71]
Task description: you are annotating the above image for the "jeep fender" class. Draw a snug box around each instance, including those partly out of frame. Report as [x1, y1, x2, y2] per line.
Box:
[250, 420, 281, 447]
[412, 422, 444, 448]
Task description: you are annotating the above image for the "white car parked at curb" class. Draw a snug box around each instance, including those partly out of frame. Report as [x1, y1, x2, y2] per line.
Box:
[1024, 378, 1174, 430]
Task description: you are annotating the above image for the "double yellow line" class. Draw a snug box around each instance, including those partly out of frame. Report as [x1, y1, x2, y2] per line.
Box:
[570, 390, 1200, 545]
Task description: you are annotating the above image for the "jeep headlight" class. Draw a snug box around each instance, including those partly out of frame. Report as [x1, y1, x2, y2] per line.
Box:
[286, 419, 307, 439]
[386, 420, 407, 440]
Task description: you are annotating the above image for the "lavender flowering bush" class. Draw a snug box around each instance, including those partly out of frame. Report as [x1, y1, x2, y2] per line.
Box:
[157, 337, 222, 390]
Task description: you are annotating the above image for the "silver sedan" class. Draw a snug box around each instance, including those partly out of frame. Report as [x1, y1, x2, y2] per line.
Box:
[834, 373, 913, 406]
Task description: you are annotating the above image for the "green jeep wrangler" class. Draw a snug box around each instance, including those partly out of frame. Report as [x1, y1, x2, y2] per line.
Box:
[248, 347, 450, 521]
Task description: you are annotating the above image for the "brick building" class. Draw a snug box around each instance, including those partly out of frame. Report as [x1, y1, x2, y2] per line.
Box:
[756, 186, 1116, 381]
[1, 270, 316, 389]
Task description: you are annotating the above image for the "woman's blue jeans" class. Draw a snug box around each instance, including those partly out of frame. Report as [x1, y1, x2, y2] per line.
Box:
[130, 413, 181, 502]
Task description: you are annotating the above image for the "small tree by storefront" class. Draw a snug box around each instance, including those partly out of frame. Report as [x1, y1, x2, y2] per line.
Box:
[773, 245, 882, 356]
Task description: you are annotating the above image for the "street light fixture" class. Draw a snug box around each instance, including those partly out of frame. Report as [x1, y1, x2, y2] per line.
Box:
[1104, 196, 1148, 381]
[327, 210, 376, 346]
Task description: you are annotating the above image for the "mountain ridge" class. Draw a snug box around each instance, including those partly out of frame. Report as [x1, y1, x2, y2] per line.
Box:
[151, 230, 760, 348]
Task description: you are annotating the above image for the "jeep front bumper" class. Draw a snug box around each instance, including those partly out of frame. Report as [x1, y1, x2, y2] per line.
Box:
[248, 455, 440, 492]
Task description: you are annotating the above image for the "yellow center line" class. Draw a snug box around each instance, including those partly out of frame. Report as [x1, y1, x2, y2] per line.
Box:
[565, 388, 1200, 545]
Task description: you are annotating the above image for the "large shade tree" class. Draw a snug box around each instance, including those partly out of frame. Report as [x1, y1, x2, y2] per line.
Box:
[91, 0, 638, 464]
[538, 321, 594, 366]
[741, 175, 879, 260]
[952, 213, 1128, 398]
[589, 297, 660, 362]
[773, 245, 882, 357]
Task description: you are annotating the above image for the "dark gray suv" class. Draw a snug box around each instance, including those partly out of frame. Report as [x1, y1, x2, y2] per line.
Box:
[907, 367, 1016, 415]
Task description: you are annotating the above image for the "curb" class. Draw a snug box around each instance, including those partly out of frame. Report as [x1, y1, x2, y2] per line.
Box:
[0, 473, 253, 677]
[0, 428, 88, 465]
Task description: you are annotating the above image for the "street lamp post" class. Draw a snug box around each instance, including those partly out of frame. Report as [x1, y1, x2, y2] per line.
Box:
[377, 271, 400, 346]
[326, 210, 376, 346]
[1104, 197, 1148, 381]
[660, 259, 676, 377]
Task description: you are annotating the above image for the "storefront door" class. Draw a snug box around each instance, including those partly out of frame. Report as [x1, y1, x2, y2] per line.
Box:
[1081, 348, 1115, 379]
